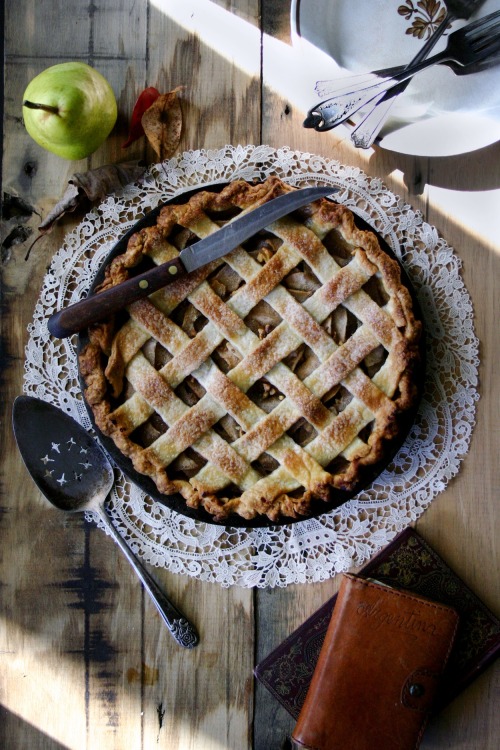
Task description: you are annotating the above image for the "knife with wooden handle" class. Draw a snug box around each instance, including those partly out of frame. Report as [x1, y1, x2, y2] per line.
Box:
[47, 185, 335, 339]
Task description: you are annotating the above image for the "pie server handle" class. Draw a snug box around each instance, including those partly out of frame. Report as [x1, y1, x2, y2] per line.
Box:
[47, 255, 188, 338]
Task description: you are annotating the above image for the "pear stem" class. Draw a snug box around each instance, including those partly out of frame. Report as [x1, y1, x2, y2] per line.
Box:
[23, 100, 60, 115]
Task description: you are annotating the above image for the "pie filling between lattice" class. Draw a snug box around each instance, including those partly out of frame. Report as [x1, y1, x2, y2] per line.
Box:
[79, 177, 422, 522]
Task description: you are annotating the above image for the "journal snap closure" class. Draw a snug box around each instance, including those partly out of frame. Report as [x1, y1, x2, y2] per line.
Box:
[409, 683, 425, 698]
[402, 670, 437, 711]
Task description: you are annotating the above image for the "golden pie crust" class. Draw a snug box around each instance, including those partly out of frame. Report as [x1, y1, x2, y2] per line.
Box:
[79, 177, 422, 522]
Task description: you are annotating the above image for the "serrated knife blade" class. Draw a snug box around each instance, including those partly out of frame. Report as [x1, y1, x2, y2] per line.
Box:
[48, 184, 336, 338]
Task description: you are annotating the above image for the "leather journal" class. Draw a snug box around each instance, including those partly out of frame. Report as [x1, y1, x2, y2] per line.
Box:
[291, 574, 459, 750]
[254, 529, 500, 720]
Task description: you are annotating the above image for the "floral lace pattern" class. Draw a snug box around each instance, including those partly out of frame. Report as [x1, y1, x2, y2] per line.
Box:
[24, 145, 479, 588]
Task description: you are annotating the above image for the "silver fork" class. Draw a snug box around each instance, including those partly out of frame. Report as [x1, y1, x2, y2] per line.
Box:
[318, 51, 500, 94]
[350, 0, 486, 148]
[315, 52, 500, 98]
[303, 10, 500, 132]
[314, 0, 487, 100]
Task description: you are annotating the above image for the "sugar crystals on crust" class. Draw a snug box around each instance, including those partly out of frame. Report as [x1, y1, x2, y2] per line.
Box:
[79, 177, 422, 522]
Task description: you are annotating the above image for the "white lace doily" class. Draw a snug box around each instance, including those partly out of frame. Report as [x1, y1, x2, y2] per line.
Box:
[24, 145, 479, 588]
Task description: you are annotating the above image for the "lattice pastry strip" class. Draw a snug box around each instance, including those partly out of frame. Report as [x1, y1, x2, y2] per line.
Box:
[109, 230, 362, 410]
[111, 228, 394, 496]
[127, 354, 261, 488]
[109, 319, 263, 491]
[117, 300, 393, 514]
[110, 307, 395, 491]
[80, 177, 422, 521]
[113, 314, 334, 500]
[190, 331, 394, 497]
[107, 302, 332, 498]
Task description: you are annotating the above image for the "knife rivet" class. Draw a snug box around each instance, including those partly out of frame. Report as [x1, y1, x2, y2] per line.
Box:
[168, 264, 178, 275]
[139, 280, 149, 289]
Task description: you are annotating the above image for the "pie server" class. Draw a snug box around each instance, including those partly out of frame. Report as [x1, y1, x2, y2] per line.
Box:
[47, 185, 335, 338]
[12, 394, 199, 648]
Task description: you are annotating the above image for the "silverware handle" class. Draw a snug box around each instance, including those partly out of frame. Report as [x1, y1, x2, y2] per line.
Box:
[99, 510, 199, 649]
[351, 12, 453, 148]
[47, 256, 187, 339]
[305, 84, 397, 131]
[350, 93, 397, 148]
[305, 47, 452, 131]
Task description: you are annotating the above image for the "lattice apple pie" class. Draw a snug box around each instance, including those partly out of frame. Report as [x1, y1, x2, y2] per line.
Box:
[79, 177, 422, 522]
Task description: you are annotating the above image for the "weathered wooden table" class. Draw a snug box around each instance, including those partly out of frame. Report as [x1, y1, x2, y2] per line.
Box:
[2, 1, 499, 748]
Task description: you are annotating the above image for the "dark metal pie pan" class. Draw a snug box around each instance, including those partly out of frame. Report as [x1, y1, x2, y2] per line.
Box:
[77, 182, 425, 528]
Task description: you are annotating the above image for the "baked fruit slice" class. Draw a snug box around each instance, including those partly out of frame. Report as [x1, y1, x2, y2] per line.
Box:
[79, 177, 422, 522]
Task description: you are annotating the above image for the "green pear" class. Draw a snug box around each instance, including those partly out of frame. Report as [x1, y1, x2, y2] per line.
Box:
[22, 62, 118, 160]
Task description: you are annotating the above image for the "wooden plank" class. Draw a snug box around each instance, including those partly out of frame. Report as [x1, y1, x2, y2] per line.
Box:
[3, 2, 153, 748]
[4, 1, 91, 60]
[139, 579, 254, 749]
[146, 0, 261, 153]
[415, 147, 500, 750]
[258, 3, 500, 750]
[3, 1, 499, 748]
[1, 0, 261, 747]
[2, 32, 90, 732]
[139, 3, 261, 748]
[257, 4, 373, 747]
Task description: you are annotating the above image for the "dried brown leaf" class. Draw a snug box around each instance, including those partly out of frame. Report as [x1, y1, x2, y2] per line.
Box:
[71, 162, 146, 202]
[141, 88, 183, 161]
[38, 183, 81, 233]
[38, 162, 146, 233]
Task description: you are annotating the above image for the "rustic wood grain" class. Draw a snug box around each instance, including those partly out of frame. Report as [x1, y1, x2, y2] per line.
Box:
[257, 2, 500, 750]
[2, 1, 499, 749]
[2, 1, 259, 749]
